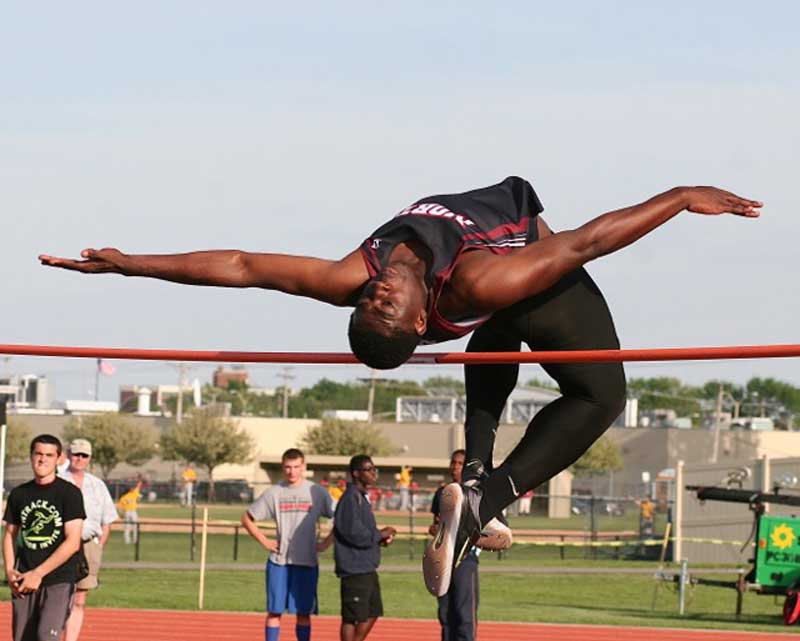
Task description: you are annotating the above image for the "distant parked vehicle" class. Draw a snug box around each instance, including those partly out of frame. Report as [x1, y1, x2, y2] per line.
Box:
[571, 495, 626, 517]
[195, 479, 254, 503]
[730, 417, 775, 431]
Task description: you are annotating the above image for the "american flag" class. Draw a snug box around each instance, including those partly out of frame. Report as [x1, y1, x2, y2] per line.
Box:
[98, 359, 116, 376]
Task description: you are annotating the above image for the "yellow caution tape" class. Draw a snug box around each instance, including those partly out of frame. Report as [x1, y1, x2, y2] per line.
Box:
[399, 534, 751, 547]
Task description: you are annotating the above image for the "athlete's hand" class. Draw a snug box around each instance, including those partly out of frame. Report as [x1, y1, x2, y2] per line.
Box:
[264, 539, 279, 553]
[5, 570, 22, 596]
[316, 534, 334, 553]
[39, 248, 129, 274]
[380, 526, 397, 546]
[683, 187, 762, 218]
[16, 570, 42, 594]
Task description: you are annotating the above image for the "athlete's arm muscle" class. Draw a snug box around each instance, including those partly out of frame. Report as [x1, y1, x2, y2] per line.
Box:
[40, 248, 370, 307]
[453, 186, 761, 314]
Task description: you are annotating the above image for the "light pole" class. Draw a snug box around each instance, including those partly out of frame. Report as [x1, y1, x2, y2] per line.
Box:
[710, 386, 744, 463]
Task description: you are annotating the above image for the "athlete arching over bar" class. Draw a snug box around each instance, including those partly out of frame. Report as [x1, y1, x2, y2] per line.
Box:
[41, 177, 762, 595]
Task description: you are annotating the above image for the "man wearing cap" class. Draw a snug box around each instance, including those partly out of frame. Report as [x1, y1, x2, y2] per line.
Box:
[59, 438, 118, 641]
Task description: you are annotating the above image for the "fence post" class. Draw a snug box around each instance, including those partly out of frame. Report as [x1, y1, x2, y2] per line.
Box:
[134, 522, 141, 562]
[233, 525, 239, 561]
[589, 494, 597, 560]
[190, 503, 197, 561]
[560, 535, 565, 560]
[678, 558, 689, 615]
[674, 461, 684, 563]
[408, 489, 415, 560]
[735, 568, 745, 619]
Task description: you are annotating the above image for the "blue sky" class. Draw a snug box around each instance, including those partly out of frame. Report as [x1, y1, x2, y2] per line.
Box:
[2, 3, 799, 400]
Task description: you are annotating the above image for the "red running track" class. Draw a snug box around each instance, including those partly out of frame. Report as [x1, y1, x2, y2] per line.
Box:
[0, 605, 790, 641]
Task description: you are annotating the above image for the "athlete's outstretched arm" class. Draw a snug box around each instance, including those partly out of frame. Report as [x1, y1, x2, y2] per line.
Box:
[39, 248, 369, 307]
[458, 186, 762, 313]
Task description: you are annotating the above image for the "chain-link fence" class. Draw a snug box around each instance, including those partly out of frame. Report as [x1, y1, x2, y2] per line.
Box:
[85, 483, 673, 565]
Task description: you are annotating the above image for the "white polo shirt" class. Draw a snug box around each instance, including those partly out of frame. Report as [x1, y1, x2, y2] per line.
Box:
[60, 469, 118, 540]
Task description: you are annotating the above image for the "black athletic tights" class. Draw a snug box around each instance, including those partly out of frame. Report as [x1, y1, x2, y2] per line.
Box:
[463, 267, 627, 526]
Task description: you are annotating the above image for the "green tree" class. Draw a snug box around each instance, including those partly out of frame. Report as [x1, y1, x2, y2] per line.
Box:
[525, 377, 559, 391]
[5, 418, 33, 463]
[160, 410, 254, 501]
[300, 418, 395, 457]
[700, 380, 745, 402]
[746, 377, 800, 413]
[628, 377, 704, 418]
[62, 414, 158, 479]
[570, 436, 623, 478]
[422, 377, 465, 396]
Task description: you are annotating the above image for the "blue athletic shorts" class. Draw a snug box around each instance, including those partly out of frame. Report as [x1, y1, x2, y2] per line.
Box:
[266, 561, 319, 615]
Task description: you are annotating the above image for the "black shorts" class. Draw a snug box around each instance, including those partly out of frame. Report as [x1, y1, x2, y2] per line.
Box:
[340, 572, 383, 623]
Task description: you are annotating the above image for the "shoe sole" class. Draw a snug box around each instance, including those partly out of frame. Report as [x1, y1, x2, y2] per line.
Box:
[477, 517, 513, 551]
[422, 483, 463, 597]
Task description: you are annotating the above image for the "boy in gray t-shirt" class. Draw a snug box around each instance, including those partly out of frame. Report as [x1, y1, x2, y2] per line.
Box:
[241, 448, 334, 641]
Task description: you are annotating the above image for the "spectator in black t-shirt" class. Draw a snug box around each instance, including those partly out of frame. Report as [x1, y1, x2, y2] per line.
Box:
[3, 434, 86, 641]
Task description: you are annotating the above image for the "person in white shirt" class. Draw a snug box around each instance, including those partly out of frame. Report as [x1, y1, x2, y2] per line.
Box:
[59, 438, 118, 641]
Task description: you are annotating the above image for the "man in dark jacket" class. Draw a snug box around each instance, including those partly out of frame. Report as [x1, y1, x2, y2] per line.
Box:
[333, 455, 396, 641]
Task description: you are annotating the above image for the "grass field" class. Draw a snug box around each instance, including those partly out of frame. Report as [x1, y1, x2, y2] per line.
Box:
[135, 503, 659, 533]
[8, 506, 773, 633]
[0, 568, 788, 634]
[99, 530, 668, 566]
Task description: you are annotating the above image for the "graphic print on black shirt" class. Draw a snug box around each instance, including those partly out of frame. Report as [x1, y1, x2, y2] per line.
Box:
[2, 477, 86, 585]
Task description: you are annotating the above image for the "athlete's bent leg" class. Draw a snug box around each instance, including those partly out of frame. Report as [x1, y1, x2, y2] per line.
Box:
[476, 268, 627, 524]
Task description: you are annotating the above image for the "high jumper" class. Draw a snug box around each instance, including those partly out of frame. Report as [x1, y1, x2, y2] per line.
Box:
[40, 176, 762, 595]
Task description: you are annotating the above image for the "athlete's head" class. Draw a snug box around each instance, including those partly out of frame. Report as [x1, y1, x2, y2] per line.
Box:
[348, 264, 428, 369]
[281, 448, 306, 486]
[29, 434, 62, 480]
[449, 449, 466, 484]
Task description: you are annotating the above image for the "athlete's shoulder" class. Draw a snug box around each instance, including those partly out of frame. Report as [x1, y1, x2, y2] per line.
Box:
[8, 479, 35, 497]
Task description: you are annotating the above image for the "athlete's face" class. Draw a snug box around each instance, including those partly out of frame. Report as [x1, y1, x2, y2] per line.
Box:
[30, 444, 59, 481]
[449, 452, 465, 484]
[282, 457, 306, 486]
[68, 449, 91, 473]
[355, 264, 428, 335]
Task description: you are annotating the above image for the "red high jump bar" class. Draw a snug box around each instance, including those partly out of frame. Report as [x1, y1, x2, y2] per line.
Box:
[0, 343, 799, 365]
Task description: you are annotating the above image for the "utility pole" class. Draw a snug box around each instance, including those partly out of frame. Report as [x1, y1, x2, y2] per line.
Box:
[358, 372, 387, 423]
[277, 367, 295, 418]
[710, 384, 723, 464]
[176, 364, 189, 424]
[367, 371, 376, 423]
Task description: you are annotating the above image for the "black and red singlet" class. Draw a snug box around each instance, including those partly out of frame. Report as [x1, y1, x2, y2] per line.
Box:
[358, 176, 544, 344]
